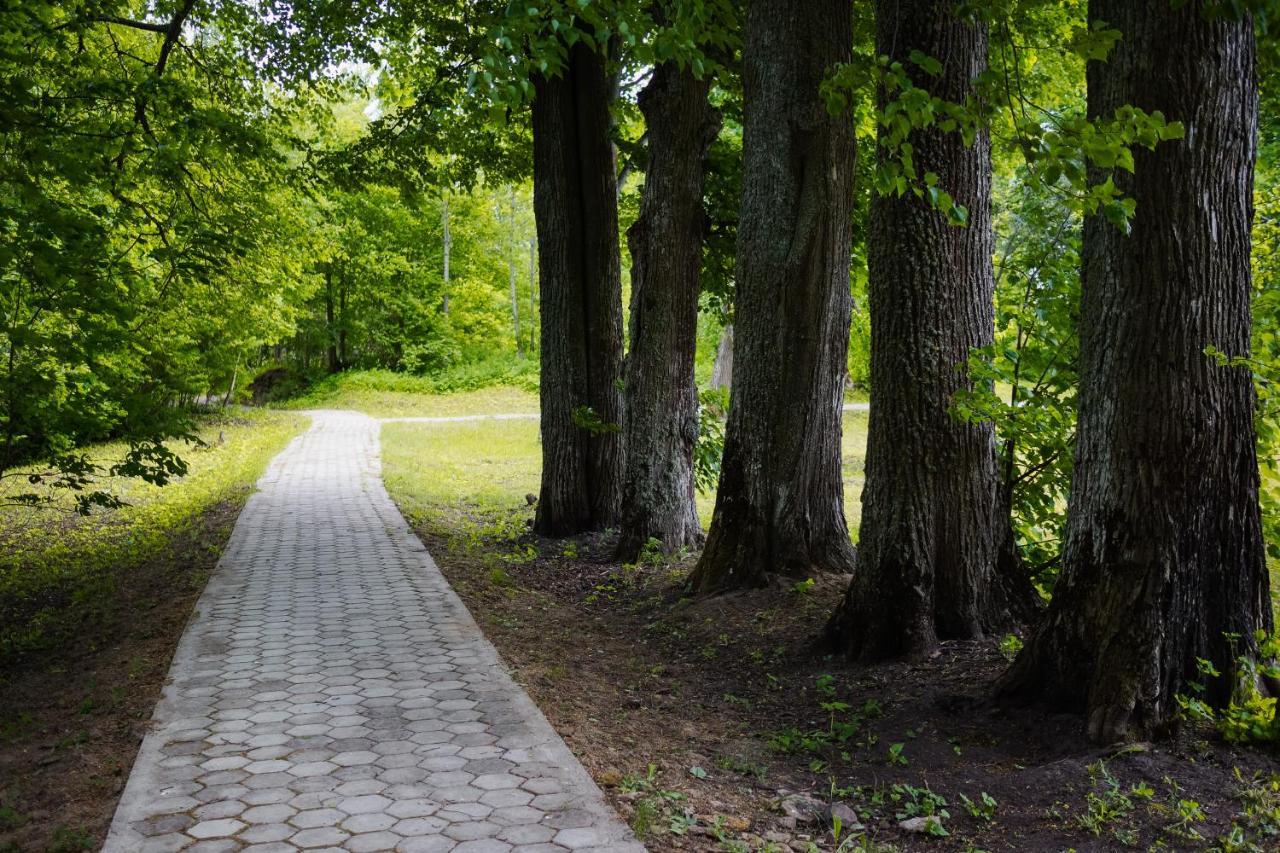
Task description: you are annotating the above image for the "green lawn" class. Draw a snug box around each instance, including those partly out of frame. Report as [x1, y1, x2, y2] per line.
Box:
[382, 410, 870, 542]
[283, 384, 539, 419]
[0, 409, 307, 661]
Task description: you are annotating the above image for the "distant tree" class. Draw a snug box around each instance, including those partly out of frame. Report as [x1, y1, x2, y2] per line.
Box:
[998, 0, 1271, 742]
[688, 0, 857, 592]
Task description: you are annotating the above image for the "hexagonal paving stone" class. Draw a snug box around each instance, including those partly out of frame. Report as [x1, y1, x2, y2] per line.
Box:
[186, 817, 244, 839]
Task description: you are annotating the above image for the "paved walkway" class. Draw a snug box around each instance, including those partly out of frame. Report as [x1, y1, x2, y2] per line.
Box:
[105, 411, 642, 853]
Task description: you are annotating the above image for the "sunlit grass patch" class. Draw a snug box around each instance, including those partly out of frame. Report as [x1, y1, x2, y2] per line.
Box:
[382, 419, 540, 526]
[0, 409, 307, 662]
[383, 411, 869, 546]
[287, 383, 538, 419]
[275, 365, 540, 418]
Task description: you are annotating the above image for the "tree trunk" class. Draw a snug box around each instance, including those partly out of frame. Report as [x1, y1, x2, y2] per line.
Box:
[687, 0, 857, 593]
[824, 0, 1027, 661]
[616, 62, 719, 561]
[324, 268, 340, 374]
[528, 238, 537, 355]
[442, 193, 451, 316]
[532, 39, 625, 536]
[508, 187, 523, 357]
[998, 0, 1270, 743]
[337, 272, 349, 369]
[710, 324, 733, 390]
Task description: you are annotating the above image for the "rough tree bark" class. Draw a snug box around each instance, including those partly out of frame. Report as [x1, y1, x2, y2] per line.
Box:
[616, 62, 720, 561]
[687, 0, 857, 593]
[825, 0, 1028, 661]
[998, 0, 1271, 742]
[532, 40, 625, 536]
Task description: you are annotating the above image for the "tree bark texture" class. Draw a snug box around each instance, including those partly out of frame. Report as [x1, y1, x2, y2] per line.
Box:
[825, 0, 1024, 661]
[687, 0, 857, 592]
[998, 0, 1270, 743]
[617, 63, 720, 560]
[532, 41, 625, 535]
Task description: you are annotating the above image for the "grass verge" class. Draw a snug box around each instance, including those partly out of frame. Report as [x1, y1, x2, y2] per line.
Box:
[0, 408, 306, 851]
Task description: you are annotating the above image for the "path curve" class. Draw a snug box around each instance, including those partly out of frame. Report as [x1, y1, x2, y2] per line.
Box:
[105, 410, 642, 853]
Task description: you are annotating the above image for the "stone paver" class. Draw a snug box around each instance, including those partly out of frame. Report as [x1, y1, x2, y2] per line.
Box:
[104, 411, 642, 853]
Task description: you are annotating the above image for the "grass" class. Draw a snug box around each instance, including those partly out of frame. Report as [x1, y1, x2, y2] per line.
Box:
[286, 383, 539, 419]
[383, 419, 542, 532]
[383, 410, 870, 541]
[0, 408, 307, 663]
[275, 362, 539, 418]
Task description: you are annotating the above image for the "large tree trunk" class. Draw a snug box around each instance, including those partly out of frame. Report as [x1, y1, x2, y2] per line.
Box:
[616, 63, 719, 561]
[687, 0, 857, 593]
[998, 0, 1270, 743]
[532, 41, 625, 536]
[825, 0, 1026, 661]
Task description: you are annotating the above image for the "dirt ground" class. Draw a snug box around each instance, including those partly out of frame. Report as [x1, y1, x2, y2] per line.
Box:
[419, 524, 1280, 853]
[3, 488, 1278, 853]
[0, 499, 244, 853]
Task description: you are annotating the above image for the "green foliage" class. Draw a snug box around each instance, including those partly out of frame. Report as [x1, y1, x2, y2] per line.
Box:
[694, 387, 728, 494]
[1181, 632, 1280, 744]
[1, 1, 314, 485]
[954, 168, 1080, 581]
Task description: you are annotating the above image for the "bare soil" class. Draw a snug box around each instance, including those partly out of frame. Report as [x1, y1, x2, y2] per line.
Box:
[420, 524, 1280, 852]
[0, 498, 245, 852]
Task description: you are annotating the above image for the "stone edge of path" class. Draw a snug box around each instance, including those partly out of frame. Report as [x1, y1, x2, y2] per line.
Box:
[103, 411, 644, 852]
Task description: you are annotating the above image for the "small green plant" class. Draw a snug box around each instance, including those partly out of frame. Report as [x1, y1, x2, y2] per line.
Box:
[791, 577, 816, 596]
[886, 742, 908, 766]
[959, 791, 998, 822]
[630, 797, 659, 837]
[998, 633, 1023, 660]
[1165, 798, 1207, 841]
[768, 676, 885, 760]
[1076, 761, 1135, 841]
[571, 405, 620, 435]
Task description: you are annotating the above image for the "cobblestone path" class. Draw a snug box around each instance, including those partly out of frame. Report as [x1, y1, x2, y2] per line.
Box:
[104, 411, 642, 853]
